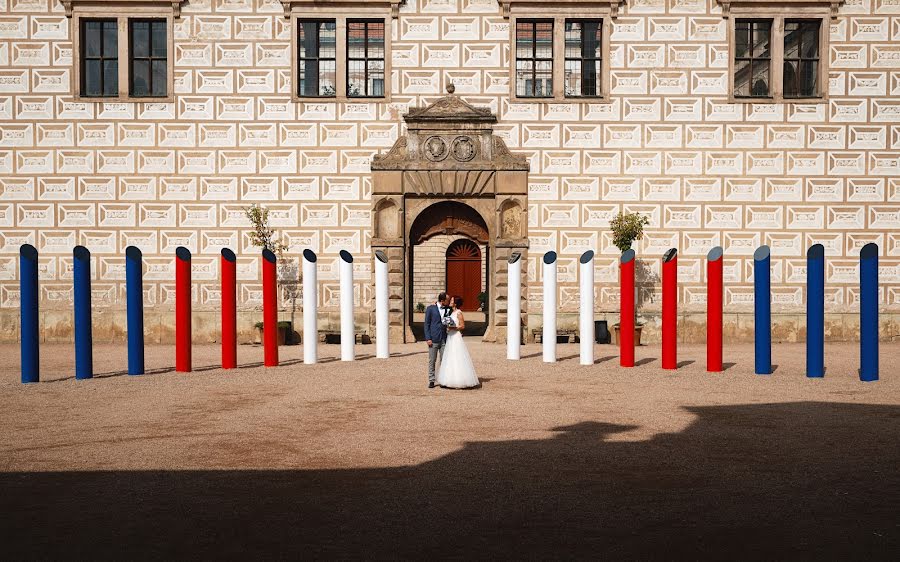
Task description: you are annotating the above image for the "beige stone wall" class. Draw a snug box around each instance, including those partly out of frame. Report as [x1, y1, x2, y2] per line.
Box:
[0, 0, 899, 344]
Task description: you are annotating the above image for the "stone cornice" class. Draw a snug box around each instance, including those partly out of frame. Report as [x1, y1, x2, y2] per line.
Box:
[500, 0, 625, 19]
[717, 0, 845, 19]
[279, 0, 402, 19]
[62, 0, 185, 18]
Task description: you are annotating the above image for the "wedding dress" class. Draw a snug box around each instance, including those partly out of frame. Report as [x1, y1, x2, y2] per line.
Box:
[437, 310, 480, 389]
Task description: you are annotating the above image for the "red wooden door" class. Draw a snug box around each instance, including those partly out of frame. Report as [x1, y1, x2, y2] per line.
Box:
[446, 240, 481, 312]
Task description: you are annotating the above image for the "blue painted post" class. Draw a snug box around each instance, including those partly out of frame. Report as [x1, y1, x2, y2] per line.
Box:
[806, 244, 825, 378]
[859, 243, 878, 382]
[73, 246, 93, 380]
[754, 245, 771, 375]
[126, 246, 144, 375]
[20, 244, 39, 383]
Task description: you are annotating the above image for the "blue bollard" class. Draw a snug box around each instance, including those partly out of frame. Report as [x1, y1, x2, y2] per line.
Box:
[20, 244, 39, 383]
[754, 245, 771, 375]
[806, 244, 825, 378]
[859, 243, 878, 382]
[73, 246, 93, 380]
[126, 246, 144, 375]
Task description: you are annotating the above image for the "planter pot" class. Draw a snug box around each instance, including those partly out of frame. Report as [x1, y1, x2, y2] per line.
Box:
[612, 324, 643, 346]
[256, 326, 298, 345]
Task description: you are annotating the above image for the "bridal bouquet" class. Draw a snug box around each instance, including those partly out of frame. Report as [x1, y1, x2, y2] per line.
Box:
[441, 316, 457, 329]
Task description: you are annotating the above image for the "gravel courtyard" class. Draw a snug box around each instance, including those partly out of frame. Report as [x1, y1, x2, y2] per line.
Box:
[1, 341, 898, 559]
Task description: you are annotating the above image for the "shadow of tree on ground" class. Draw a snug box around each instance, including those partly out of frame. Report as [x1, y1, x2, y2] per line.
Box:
[2, 401, 898, 559]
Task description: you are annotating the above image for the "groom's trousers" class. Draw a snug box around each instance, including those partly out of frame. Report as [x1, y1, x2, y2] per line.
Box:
[428, 342, 445, 384]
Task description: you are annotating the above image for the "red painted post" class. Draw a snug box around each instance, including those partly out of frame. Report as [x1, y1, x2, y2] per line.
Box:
[221, 248, 237, 369]
[262, 249, 279, 367]
[662, 248, 678, 370]
[706, 246, 724, 372]
[175, 247, 191, 373]
[620, 249, 635, 368]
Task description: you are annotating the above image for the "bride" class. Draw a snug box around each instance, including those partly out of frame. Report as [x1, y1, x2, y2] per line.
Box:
[437, 296, 480, 389]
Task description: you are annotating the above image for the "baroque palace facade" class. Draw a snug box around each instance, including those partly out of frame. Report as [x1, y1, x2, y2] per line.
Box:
[0, 0, 898, 344]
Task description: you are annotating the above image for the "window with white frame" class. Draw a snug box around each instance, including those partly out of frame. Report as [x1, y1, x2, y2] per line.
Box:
[68, 1, 178, 102]
[504, 0, 620, 102]
[722, 0, 835, 103]
[283, 0, 398, 102]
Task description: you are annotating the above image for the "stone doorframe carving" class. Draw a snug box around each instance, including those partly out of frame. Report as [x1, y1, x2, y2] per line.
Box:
[371, 85, 530, 343]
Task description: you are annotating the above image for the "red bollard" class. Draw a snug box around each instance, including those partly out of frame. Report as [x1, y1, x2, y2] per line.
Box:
[262, 249, 278, 367]
[221, 248, 237, 369]
[620, 249, 635, 368]
[706, 246, 723, 372]
[175, 247, 192, 372]
[662, 248, 678, 370]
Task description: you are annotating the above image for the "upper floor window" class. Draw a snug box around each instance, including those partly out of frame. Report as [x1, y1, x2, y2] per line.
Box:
[80, 19, 118, 97]
[504, 0, 618, 103]
[347, 20, 385, 98]
[69, 1, 177, 102]
[129, 20, 168, 97]
[298, 20, 337, 97]
[515, 20, 553, 98]
[564, 20, 603, 98]
[722, 0, 833, 103]
[283, 0, 398, 102]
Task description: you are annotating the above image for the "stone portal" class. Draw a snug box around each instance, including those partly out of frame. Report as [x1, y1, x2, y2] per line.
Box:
[371, 85, 529, 343]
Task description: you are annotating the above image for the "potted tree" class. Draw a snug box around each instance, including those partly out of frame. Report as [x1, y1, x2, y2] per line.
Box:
[610, 211, 650, 346]
[245, 204, 298, 345]
[477, 292, 487, 312]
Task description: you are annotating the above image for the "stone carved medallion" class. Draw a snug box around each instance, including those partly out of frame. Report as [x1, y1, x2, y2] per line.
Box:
[423, 135, 448, 161]
[451, 136, 477, 162]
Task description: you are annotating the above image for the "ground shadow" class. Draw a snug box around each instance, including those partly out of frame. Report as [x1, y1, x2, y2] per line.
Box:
[1, 402, 897, 559]
[676, 360, 695, 368]
[635, 357, 656, 367]
[594, 354, 617, 364]
[722, 362, 736, 371]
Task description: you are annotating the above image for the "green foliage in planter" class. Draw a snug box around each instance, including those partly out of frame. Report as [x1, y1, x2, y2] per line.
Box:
[610, 211, 650, 253]
[415, 302, 425, 313]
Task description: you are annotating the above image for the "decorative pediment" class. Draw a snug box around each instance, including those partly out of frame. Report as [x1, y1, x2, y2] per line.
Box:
[62, 0, 185, 18]
[500, 0, 624, 19]
[280, 0, 402, 19]
[405, 87, 495, 124]
[717, 0, 844, 19]
[372, 84, 528, 173]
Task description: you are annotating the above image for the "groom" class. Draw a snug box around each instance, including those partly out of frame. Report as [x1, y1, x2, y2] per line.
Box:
[424, 292, 451, 389]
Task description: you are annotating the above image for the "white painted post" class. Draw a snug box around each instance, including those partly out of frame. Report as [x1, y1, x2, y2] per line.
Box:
[302, 249, 318, 365]
[579, 250, 595, 366]
[339, 250, 354, 362]
[542, 251, 557, 363]
[375, 250, 389, 359]
[507, 252, 522, 360]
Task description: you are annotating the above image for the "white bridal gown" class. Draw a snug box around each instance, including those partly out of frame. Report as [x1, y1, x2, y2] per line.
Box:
[438, 311, 480, 389]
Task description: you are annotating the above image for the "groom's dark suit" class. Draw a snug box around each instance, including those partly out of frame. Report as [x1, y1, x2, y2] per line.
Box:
[424, 303, 450, 385]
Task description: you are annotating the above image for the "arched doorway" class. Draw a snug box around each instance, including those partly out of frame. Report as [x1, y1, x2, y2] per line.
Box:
[446, 239, 482, 312]
[408, 200, 489, 336]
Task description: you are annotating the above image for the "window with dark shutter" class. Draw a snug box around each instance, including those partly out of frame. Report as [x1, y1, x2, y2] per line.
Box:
[81, 19, 118, 97]
[129, 19, 167, 97]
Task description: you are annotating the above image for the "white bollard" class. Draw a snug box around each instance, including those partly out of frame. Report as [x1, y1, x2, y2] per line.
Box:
[339, 250, 354, 362]
[507, 251, 522, 360]
[542, 251, 557, 363]
[579, 250, 595, 366]
[302, 249, 318, 365]
[375, 250, 389, 359]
